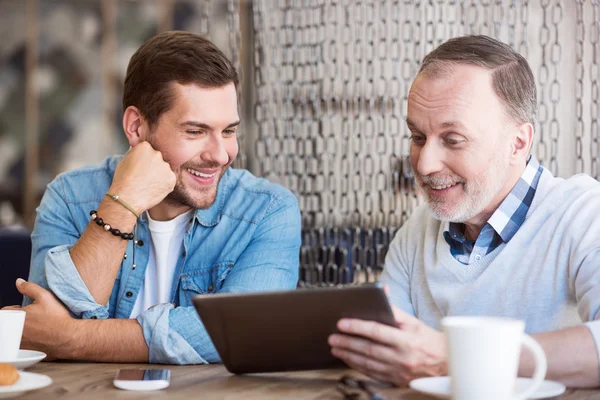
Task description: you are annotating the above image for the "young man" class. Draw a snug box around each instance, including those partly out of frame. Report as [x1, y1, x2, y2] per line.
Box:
[329, 35, 600, 388]
[10, 31, 301, 364]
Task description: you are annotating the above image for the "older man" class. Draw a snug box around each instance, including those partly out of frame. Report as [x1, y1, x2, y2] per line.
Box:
[329, 35, 600, 388]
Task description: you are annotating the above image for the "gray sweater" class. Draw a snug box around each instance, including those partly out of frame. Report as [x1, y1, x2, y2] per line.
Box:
[381, 167, 600, 354]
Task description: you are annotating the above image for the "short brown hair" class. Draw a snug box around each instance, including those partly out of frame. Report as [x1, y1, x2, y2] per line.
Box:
[123, 31, 239, 128]
[419, 35, 537, 126]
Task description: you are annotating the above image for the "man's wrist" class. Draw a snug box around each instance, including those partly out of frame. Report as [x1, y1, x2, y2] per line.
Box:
[95, 196, 139, 233]
[57, 318, 85, 360]
[107, 185, 145, 216]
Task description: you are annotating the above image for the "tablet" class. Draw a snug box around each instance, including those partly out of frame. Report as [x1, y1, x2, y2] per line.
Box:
[192, 283, 396, 374]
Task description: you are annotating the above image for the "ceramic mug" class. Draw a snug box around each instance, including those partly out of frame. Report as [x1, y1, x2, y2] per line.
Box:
[442, 316, 547, 400]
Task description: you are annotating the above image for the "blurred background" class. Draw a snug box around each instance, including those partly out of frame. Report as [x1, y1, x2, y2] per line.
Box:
[0, 0, 598, 287]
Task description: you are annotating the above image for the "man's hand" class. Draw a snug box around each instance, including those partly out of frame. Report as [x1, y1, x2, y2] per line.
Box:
[109, 141, 176, 214]
[2, 279, 74, 360]
[328, 304, 447, 387]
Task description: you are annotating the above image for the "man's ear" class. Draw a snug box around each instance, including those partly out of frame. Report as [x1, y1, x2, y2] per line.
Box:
[510, 122, 534, 166]
[122, 106, 149, 146]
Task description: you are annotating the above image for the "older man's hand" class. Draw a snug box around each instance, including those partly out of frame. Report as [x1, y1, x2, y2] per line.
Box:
[328, 304, 447, 387]
[1, 279, 74, 360]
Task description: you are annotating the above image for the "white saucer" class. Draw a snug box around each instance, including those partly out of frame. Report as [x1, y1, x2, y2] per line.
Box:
[409, 376, 566, 399]
[0, 371, 52, 399]
[0, 350, 46, 370]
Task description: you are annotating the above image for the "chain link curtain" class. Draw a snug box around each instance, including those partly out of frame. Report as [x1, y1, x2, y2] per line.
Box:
[250, 0, 600, 287]
[4, 1, 598, 284]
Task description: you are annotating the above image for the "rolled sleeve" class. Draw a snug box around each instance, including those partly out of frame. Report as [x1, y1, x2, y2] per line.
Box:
[26, 178, 108, 319]
[137, 304, 213, 364]
[44, 245, 109, 319]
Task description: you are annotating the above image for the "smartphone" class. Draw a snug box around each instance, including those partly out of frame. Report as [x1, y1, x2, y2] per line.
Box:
[113, 368, 170, 391]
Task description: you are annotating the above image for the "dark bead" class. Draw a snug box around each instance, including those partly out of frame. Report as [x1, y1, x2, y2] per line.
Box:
[121, 232, 129, 240]
[89, 210, 97, 216]
[96, 218, 104, 226]
[129, 233, 135, 240]
[111, 229, 121, 236]
[137, 240, 144, 247]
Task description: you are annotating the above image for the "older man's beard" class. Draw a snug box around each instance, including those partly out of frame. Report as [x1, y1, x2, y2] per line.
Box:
[416, 152, 510, 223]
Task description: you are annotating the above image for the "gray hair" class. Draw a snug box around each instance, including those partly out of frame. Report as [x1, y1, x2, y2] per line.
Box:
[419, 35, 537, 127]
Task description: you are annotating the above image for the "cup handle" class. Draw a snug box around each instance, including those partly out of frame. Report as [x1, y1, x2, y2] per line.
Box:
[514, 334, 547, 400]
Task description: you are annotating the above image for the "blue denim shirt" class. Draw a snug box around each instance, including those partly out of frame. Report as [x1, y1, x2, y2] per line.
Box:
[25, 156, 301, 364]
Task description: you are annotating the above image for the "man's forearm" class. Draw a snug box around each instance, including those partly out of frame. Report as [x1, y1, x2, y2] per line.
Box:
[519, 325, 599, 388]
[70, 197, 137, 305]
[63, 318, 149, 363]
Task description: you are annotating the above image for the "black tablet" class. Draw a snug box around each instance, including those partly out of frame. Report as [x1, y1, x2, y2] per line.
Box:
[192, 283, 396, 374]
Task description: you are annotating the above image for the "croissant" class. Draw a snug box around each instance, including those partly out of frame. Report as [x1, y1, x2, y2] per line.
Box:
[0, 363, 19, 386]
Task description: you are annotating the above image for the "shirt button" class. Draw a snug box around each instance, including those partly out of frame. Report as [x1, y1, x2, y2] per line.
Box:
[126, 291, 133, 298]
[208, 285, 214, 291]
[475, 254, 482, 261]
[137, 240, 144, 247]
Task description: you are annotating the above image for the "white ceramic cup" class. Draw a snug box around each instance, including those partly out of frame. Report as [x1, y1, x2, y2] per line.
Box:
[442, 316, 547, 400]
[0, 310, 26, 361]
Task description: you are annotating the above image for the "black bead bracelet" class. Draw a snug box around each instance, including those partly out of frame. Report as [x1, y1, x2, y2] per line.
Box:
[89, 210, 134, 240]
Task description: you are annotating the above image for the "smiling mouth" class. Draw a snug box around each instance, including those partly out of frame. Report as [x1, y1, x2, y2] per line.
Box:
[429, 183, 459, 190]
[186, 168, 218, 178]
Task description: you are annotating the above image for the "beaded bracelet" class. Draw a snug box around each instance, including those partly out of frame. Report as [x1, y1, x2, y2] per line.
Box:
[90, 210, 134, 240]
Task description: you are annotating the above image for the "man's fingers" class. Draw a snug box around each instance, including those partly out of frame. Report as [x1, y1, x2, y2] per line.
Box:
[15, 279, 49, 302]
[1, 305, 22, 310]
[329, 333, 400, 364]
[331, 347, 390, 377]
[337, 318, 411, 347]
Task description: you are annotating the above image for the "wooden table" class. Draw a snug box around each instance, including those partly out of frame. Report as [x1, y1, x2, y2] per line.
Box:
[14, 362, 600, 399]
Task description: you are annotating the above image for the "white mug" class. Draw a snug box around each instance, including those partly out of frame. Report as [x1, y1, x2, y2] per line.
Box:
[442, 316, 547, 400]
[0, 310, 26, 361]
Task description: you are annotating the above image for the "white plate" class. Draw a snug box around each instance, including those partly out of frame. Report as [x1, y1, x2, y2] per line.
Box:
[0, 371, 52, 399]
[409, 376, 566, 399]
[0, 350, 46, 370]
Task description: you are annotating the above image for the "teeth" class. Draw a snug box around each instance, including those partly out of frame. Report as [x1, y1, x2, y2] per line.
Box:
[187, 168, 217, 178]
[431, 183, 456, 190]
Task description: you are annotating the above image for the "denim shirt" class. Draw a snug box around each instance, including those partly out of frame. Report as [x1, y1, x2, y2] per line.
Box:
[25, 156, 301, 364]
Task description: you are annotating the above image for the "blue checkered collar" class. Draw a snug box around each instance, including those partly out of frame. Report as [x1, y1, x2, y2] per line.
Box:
[446, 155, 543, 244]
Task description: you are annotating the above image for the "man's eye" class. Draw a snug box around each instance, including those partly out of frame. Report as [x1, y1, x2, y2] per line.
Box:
[186, 130, 203, 135]
[223, 129, 236, 135]
[445, 137, 464, 146]
[410, 135, 425, 144]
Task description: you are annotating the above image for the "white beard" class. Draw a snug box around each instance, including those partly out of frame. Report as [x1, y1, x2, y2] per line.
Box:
[417, 149, 511, 223]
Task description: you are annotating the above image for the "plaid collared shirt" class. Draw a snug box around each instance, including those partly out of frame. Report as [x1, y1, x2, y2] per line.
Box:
[443, 156, 543, 265]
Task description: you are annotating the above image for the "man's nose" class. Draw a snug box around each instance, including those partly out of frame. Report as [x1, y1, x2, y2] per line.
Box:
[201, 134, 230, 166]
[414, 141, 445, 177]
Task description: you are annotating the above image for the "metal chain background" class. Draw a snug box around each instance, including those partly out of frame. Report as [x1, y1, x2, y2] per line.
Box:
[249, 1, 599, 286]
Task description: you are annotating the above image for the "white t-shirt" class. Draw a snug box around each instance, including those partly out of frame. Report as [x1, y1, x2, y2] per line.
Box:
[130, 209, 193, 319]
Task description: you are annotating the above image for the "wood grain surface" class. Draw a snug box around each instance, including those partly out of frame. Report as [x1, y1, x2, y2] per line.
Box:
[13, 362, 599, 399]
